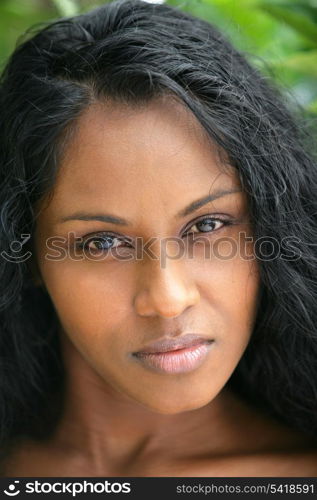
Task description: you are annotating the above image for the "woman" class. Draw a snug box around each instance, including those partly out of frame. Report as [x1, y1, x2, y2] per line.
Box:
[0, 0, 317, 477]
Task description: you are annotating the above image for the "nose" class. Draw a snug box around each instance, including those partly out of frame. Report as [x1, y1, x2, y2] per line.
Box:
[133, 252, 200, 318]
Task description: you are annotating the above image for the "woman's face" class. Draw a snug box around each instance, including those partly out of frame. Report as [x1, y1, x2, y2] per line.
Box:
[34, 97, 261, 414]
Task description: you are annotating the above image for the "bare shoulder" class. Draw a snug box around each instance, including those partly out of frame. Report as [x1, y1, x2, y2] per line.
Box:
[172, 408, 317, 477]
[210, 449, 317, 477]
[246, 449, 317, 477]
[166, 449, 317, 478]
[194, 425, 317, 477]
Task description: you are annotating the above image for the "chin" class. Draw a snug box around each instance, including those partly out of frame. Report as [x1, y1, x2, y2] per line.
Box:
[135, 393, 216, 415]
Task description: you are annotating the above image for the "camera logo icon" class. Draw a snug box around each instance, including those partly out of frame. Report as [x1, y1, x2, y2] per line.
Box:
[4, 480, 20, 496]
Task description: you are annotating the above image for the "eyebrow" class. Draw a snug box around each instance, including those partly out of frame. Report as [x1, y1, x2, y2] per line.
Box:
[58, 188, 243, 225]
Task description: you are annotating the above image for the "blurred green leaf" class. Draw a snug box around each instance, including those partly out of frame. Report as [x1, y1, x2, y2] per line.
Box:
[258, 2, 317, 45]
[52, 0, 79, 16]
[272, 50, 317, 77]
[0, 0, 55, 67]
[308, 98, 317, 112]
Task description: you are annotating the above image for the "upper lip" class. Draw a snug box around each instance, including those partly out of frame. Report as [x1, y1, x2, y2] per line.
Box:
[134, 333, 213, 355]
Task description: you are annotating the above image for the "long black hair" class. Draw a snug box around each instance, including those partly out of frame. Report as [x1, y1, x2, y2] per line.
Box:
[0, 0, 316, 456]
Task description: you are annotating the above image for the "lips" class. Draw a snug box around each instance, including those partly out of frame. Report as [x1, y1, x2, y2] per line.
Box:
[132, 334, 215, 375]
[134, 333, 213, 355]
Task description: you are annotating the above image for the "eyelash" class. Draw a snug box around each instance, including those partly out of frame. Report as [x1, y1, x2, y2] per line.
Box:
[74, 216, 234, 253]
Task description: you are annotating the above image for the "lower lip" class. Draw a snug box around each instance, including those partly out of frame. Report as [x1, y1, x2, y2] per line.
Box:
[133, 341, 214, 374]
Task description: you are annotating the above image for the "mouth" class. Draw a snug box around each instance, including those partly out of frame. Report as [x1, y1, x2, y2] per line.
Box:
[132, 337, 215, 375]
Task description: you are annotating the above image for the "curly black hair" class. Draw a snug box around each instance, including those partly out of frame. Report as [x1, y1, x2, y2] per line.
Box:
[0, 0, 316, 459]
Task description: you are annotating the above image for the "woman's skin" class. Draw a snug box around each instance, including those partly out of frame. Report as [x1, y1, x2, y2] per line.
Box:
[4, 96, 317, 476]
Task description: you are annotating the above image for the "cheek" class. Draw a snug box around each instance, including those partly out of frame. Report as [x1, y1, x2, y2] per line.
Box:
[192, 252, 260, 390]
[37, 259, 134, 352]
[198, 241, 260, 348]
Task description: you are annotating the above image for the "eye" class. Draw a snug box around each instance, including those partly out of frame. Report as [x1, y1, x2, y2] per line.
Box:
[183, 216, 233, 237]
[75, 232, 130, 254]
[74, 217, 234, 255]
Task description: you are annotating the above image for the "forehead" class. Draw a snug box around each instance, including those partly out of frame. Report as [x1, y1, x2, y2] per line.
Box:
[40, 96, 240, 219]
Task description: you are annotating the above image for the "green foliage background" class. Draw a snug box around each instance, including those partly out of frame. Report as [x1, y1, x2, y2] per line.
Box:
[0, 0, 316, 114]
